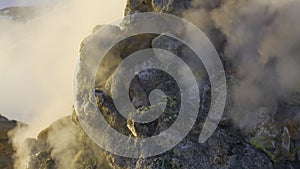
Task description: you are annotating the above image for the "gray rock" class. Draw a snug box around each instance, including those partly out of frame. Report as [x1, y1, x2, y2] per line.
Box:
[0, 115, 17, 169]
[19, 0, 300, 168]
[124, 0, 191, 16]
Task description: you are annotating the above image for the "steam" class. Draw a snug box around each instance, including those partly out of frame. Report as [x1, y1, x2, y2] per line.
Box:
[183, 0, 300, 129]
[1, 0, 125, 130]
[3, 0, 300, 168]
[1, 0, 124, 168]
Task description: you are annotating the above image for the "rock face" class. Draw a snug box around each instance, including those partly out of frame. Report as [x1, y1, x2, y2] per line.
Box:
[0, 114, 17, 169]
[16, 0, 300, 169]
[124, 0, 191, 16]
[23, 112, 281, 169]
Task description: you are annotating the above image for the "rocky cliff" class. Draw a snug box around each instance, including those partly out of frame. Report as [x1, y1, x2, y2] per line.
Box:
[0, 114, 17, 169]
[7, 0, 300, 169]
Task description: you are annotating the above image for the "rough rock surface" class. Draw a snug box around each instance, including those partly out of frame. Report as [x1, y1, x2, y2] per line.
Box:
[124, 0, 191, 16]
[23, 112, 288, 169]
[15, 0, 300, 169]
[0, 114, 17, 169]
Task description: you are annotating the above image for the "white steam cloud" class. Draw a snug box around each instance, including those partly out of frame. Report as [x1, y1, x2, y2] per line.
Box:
[0, 2, 125, 168]
[2, 0, 300, 168]
[1, 0, 125, 168]
[183, 0, 300, 129]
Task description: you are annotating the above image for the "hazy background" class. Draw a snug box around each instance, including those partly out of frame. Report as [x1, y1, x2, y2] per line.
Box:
[0, 0, 125, 131]
[0, 0, 60, 9]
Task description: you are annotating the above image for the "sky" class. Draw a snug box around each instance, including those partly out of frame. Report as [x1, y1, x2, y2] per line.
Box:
[0, 0, 62, 9]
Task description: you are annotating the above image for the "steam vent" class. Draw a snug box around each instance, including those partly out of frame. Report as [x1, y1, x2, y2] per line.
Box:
[2, 0, 300, 169]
